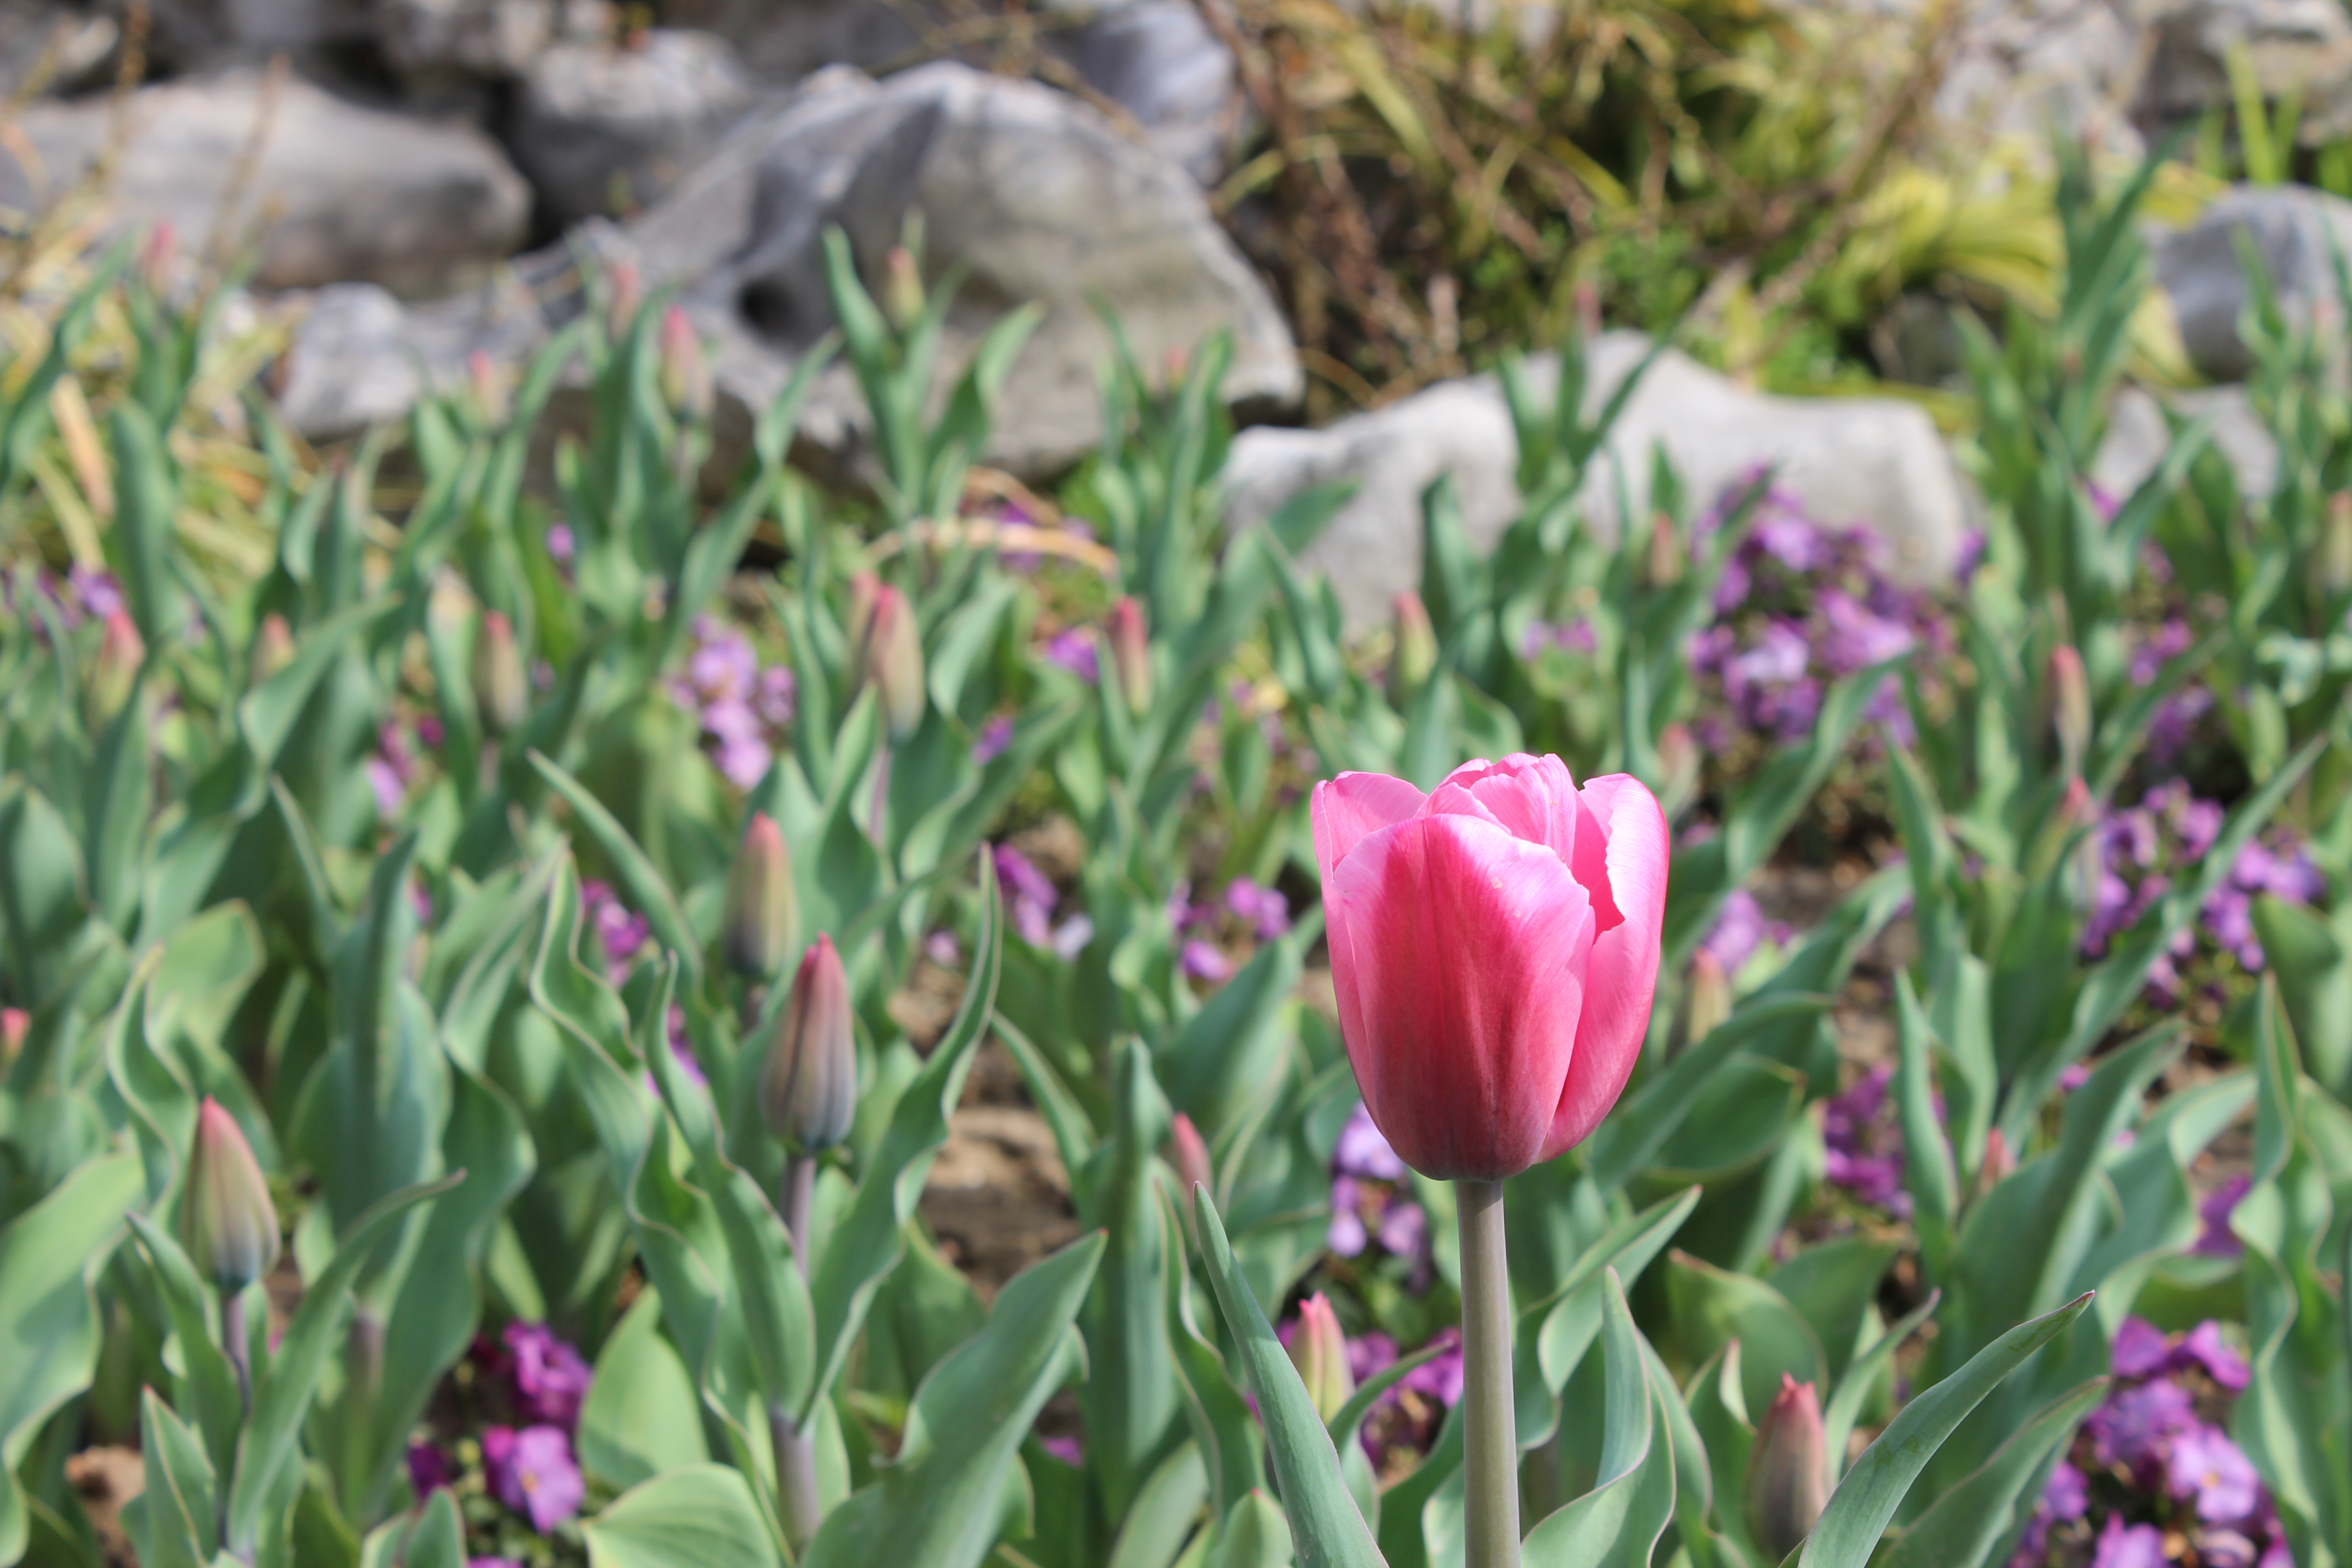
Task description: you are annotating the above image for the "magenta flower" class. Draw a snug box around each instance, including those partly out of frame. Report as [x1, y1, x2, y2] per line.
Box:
[2170, 1424, 2262, 1523]
[2112, 1317, 2173, 1379]
[405, 1441, 451, 1497]
[1327, 1174, 1370, 1256]
[482, 1424, 584, 1533]
[503, 1321, 593, 1430]
[1225, 877, 1292, 941]
[2090, 1516, 2169, 1568]
[1401, 1327, 1465, 1407]
[2087, 1376, 2196, 1472]
[1042, 627, 1099, 682]
[1334, 1103, 1408, 1180]
[1180, 940, 1232, 983]
[993, 844, 1059, 948]
[971, 713, 1014, 764]
[2174, 1321, 2251, 1390]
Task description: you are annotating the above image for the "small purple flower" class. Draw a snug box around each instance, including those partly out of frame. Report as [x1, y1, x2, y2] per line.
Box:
[1401, 1328, 1464, 1408]
[2090, 1516, 2169, 1568]
[546, 523, 575, 564]
[2059, 1064, 2092, 1093]
[2174, 1321, 2251, 1391]
[1377, 1200, 1427, 1257]
[1043, 628, 1099, 683]
[580, 881, 651, 969]
[1180, 940, 1232, 983]
[1700, 889, 1783, 974]
[367, 756, 407, 819]
[755, 665, 797, 729]
[2087, 1375, 2196, 1472]
[406, 1441, 452, 1497]
[994, 844, 1059, 948]
[1954, 529, 1987, 582]
[1327, 1174, 1369, 1257]
[1037, 1432, 1084, 1465]
[2193, 1176, 2252, 1258]
[1523, 619, 1597, 659]
[2043, 1460, 2088, 1521]
[481, 1424, 584, 1534]
[1225, 878, 1292, 941]
[1050, 915, 1095, 960]
[2170, 1423, 2263, 1523]
[970, 713, 1014, 765]
[67, 565, 123, 621]
[470, 1559, 524, 1568]
[2261, 1534, 2294, 1568]
[504, 1321, 593, 1430]
[1334, 1104, 1408, 1181]
[923, 930, 961, 966]
[1348, 1331, 1399, 1386]
[2112, 1316, 2173, 1379]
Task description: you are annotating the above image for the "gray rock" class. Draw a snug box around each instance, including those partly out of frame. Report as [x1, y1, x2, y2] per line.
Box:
[123, 0, 370, 65]
[272, 283, 422, 437]
[2138, 0, 2352, 142]
[376, 0, 555, 80]
[1226, 334, 1975, 626]
[2093, 382, 2280, 502]
[509, 29, 756, 226]
[2153, 184, 2352, 382]
[0, 70, 531, 296]
[1049, 1, 1244, 184]
[277, 62, 1300, 475]
[657, 0, 927, 82]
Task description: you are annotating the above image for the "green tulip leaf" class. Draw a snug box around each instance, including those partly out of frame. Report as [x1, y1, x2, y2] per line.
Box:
[582, 1465, 784, 1568]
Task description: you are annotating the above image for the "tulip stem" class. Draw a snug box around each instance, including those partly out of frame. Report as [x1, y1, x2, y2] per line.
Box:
[221, 1289, 252, 1415]
[771, 1153, 822, 1549]
[781, 1154, 815, 1279]
[1456, 1179, 1521, 1568]
[868, 743, 893, 848]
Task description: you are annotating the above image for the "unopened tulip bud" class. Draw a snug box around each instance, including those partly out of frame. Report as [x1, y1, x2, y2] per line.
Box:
[2322, 492, 2352, 596]
[760, 934, 857, 1154]
[250, 613, 294, 686]
[1974, 1127, 2016, 1200]
[658, 305, 712, 421]
[606, 260, 642, 338]
[1387, 591, 1437, 707]
[1107, 596, 1152, 716]
[473, 611, 529, 737]
[140, 221, 178, 296]
[2049, 644, 2090, 778]
[1644, 511, 1683, 588]
[723, 813, 798, 979]
[1746, 1374, 1832, 1562]
[89, 610, 144, 725]
[882, 245, 925, 331]
[184, 1098, 281, 1289]
[0, 1007, 26, 1069]
[468, 349, 508, 427]
[1169, 1112, 1212, 1196]
[1686, 948, 1732, 1043]
[1286, 1293, 1355, 1423]
[855, 583, 926, 744]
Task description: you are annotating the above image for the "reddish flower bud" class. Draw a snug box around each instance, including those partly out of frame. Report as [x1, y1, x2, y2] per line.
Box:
[1168, 1112, 1212, 1197]
[139, 221, 178, 296]
[1311, 755, 1669, 1180]
[722, 813, 798, 979]
[658, 305, 712, 421]
[606, 260, 642, 338]
[760, 935, 857, 1153]
[1644, 510, 1683, 588]
[467, 348, 508, 426]
[1746, 1374, 1832, 1562]
[1387, 591, 1437, 708]
[184, 1098, 281, 1289]
[883, 245, 925, 331]
[1686, 948, 1732, 1044]
[473, 611, 529, 737]
[1286, 1293, 1355, 1422]
[855, 583, 926, 744]
[0, 1007, 26, 1070]
[1975, 1126, 2017, 1200]
[89, 610, 144, 726]
[2049, 644, 2090, 778]
[1107, 596, 1153, 717]
[250, 612, 294, 686]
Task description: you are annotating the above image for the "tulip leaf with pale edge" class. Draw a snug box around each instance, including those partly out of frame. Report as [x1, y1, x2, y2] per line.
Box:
[1188, 1184, 1387, 1568]
[808, 848, 1002, 1405]
[803, 1233, 1106, 1568]
[226, 1171, 463, 1556]
[128, 1387, 218, 1568]
[1767, 1238, 1899, 1387]
[1162, 1188, 1267, 1527]
[1583, 996, 1833, 1188]
[1823, 1292, 1940, 1481]
[0, 1154, 142, 1566]
[124, 1214, 243, 1479]
[1666, 1250, 1828, 1422]
[1519, 1184, 1702, 1451]
[580, 1288, 712, 1490]
[1108, 1441, 1210, 1568]
[527, 750, 701, 984]
[581, 1465, 783, 1568]
[1875, 1378, 2107, 1568]
[1893, 973, 1958, 1279]
[1795, 1291, 2094, 1568]
[1520, 1270, 1676, 1568]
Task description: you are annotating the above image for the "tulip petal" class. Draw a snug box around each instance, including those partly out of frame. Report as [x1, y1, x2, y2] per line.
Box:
[1541, 773, 1670, 1160]
[1424, 753, 1580, 866]
[1327, 813, 1594, 1180]
[1312, 772, 1427, 881]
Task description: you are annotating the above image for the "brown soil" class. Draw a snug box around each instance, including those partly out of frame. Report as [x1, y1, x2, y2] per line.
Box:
[917, 1043, 1081, 1302]
[64, 1446, 141, 1568]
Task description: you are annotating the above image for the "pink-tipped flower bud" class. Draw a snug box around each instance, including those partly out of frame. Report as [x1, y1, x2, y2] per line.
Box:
[855, 583, 926, 744]
[658, 305, 712, 422]
[760, 934, 857, 1154]
[883, 245, 925, 331]
[1746, 1374, 1832, 1562]
[1975, 1127, 2017, 1201]
[1644, 510, 1684, 588]
[606, 260, 643, 339]
[473, 611, 529, 737]
[467, 348, 508, 427]
[139, 221, 178, 296]
[845, 572, 882, 652]
[89, 610, 145, 726]
[184, 1098, 281, 1289]
[1387, 591, 1438, 707]
[1686, 948, 1732, 1044]
[1169, 1112, 1212, 1197]
[250, 613, 294, 686]
[0, 1008, 26, 1069]
[722, 813, 798, 979]
[2049, 644, 2090, 778]
[1107, 596, 1152, 717]
[1286, 1293, 1356, 1423]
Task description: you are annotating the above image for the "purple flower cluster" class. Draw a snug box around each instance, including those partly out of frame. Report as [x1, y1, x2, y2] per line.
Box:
[2128, 619, 2213, 764]
[579, 879, 651, 974]
[1327, 1104, 1430, 1264]
[1699, 889, 1789, 976]
[1163, 876, 1292, 983]
[1041, 626, 1099, 682]
[668, 615, 797, 789]
[2013, 1318, 2288, 1568]
[1683, 482, 1943, 751]
[5, 563, 123, 630]
[2191, 1175, 2251, 1258]
[971, 712, 1015, 765]
[409, 1321, 594, 1540]
[2079, 782, 2325, 1001]
[1522, 618, 1597, 659]
[1275, 1311, 1464, 1468]
[994, 844, 1093, 959]
[1821, 1065, 1911, 1215]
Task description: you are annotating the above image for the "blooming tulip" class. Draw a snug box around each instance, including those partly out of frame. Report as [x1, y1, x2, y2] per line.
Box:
[1309, 754, 1669, 1181]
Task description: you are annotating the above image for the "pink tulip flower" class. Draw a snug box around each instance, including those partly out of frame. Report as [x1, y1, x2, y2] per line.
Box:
[1310, 753, 1668, 1181]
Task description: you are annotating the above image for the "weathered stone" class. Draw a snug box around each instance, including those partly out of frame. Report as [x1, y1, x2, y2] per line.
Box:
[376, 0, 556, 80]
[1048, 1, 1245, 183]
[509, 29, 756, 226]
[2137, 0, 2352, 142]
[657, 0, 927, 82]
[279, 62, 1301, 477]
[0, 71, 530, 296]
[124, 0, 370, 65]
[2153, 184, 2352, 382]
[1225, 334, 1975, 626]
[2093, 382, 2280, 503]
